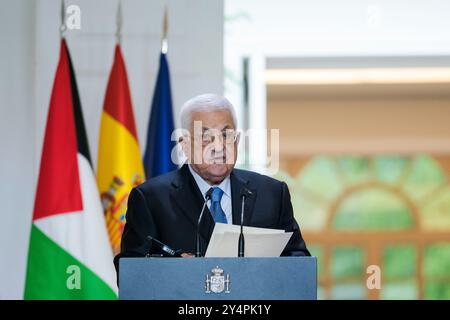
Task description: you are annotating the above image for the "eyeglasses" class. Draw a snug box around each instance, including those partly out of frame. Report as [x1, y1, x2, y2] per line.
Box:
[199, 129, 239, 146]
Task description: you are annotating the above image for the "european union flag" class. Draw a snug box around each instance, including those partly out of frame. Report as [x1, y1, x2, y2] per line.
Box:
[143, 53, 177, 178]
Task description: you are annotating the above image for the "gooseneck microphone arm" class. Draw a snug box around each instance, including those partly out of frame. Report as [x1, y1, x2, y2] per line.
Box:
[196, 188, 213, 257]
[238, 195, 245, 257]
[238, 187, 252, 257]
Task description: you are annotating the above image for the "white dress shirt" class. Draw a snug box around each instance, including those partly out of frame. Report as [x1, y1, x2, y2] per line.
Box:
[188, 165, 232, 224]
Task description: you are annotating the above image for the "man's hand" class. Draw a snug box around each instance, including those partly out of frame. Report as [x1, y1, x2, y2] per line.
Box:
[181, 252, 195, 258]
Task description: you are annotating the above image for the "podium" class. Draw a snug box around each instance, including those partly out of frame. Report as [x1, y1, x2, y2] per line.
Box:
[119, 257, 317, 300]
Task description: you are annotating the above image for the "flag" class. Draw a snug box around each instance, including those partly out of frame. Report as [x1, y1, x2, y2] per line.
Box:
[97, 45, 145, 255]
[143, 53, 177, 179]
[24, 40, 117, 299]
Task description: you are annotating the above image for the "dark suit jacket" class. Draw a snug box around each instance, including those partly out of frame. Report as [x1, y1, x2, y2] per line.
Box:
[114, 165, 310, 275]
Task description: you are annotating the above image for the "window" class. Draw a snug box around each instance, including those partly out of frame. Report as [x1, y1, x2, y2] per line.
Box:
[275, 154, 450, 299]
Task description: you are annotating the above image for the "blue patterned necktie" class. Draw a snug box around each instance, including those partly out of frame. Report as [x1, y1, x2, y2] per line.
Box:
[210, 187, 227, 224]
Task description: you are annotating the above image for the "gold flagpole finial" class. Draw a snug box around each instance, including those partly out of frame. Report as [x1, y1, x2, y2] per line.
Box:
[116, 0, 123, 45]
[60, 0, 67, 38]
[161, 6, 168, 54]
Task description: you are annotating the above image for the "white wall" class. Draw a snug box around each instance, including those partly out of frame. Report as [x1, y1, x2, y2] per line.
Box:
[225, 0, 450, 58]
[0, 0, 36, 300]
[0, 0, 223, 299]
[225, 0, 450, 111]
[224, 0, 450, 172]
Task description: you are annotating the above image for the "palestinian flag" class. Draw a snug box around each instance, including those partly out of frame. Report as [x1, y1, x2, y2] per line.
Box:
[24, 39, 117, 299]
[97, 44, 145, 255]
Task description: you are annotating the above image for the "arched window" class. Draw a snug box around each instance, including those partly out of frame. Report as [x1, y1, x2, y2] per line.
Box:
[275, 155, 450, 299]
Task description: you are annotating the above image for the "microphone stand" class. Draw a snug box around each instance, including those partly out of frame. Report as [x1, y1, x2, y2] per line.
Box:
[238, 194, 245, 257]
[196, 189, 213, 257]
[238, 188, 251, 257]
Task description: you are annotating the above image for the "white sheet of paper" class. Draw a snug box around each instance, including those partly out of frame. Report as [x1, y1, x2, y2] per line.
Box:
[205, 223, 293, 257]
[212, 223, 285, 235]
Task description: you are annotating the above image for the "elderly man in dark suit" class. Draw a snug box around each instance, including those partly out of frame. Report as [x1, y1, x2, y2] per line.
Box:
[114, 94, 309, 273]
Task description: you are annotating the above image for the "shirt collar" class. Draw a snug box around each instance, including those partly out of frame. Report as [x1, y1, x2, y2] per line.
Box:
[188, 165, 231, 199]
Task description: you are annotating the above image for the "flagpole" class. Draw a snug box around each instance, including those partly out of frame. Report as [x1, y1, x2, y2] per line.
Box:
[161, 6, 168, 54]
[60, 0, 66, 38]
[143, 5, 177, 178]
[116, 0, 123, 45]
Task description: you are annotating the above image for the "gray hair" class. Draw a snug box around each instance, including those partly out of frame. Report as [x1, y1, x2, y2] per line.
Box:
[179, 93, 237, 130]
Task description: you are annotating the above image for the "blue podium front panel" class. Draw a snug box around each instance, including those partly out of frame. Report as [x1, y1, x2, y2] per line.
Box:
[119, 257, 317, 300]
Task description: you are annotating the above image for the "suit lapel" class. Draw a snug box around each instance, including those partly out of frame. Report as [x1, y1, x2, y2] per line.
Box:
[169, 165, 215, 247]
[231, 170, 257, 226]
[169, 166, 258, 254]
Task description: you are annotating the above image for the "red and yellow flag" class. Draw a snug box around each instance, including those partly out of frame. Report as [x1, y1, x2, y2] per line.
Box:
[97, 45, 145, 255]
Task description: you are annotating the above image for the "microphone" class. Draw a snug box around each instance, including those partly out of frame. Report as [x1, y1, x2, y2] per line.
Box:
[146, 235, 181, 257]
[196, 188, 214, 257]
[238, 187, 252, 257]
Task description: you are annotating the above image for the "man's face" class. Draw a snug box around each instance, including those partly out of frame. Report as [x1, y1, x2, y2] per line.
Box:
[181, 110, 239, 185]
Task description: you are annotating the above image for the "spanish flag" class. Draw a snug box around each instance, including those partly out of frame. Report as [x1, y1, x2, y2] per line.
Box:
[97, 45, 145, 255]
